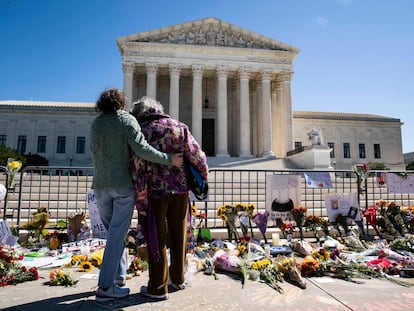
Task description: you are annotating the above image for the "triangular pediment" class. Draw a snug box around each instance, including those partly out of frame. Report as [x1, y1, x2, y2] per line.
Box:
[117, 17, 299, 52]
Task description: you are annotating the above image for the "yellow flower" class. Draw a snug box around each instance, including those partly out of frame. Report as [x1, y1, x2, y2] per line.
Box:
[79, 261, 93, 272]
[191, 205, 198, 215]
[7, 160, 22, 172]
[90, 248, 104, 267]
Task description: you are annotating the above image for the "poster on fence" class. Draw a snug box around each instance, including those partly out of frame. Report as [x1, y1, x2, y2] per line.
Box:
[266, 175, 301, 223]
[304, 172, 333, 188]
[0, 220, 18, 246]
[376, 172, 387, 188]
[87, 191, 108, 239]
[386, 172, 414, 194]
[324, 192, 361, 222]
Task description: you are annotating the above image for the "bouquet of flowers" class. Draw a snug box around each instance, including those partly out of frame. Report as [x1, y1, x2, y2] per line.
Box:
[0, 245, 39, 286]
[291, 206, 307, 240]
[235, 203, 256, 239]
[280, 223, 295, 240]
[6, 158, 22, 189]
[217, 204, 239, 242]
[252, 211, 269, 244]
[49, 267, 78, 287]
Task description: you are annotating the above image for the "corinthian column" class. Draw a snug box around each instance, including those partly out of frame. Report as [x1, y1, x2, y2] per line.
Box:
[192, 65, 203, 144]
[145, 63, 158, 100]
[261, 70, 274, 157]
[216, 66, 229, 157]
[272, 80, 284, 158]
[122, 62, 135, 111]
[279, 71, 294, 155]
[169, 64, 181, 119]
[238, 68, 252, 157]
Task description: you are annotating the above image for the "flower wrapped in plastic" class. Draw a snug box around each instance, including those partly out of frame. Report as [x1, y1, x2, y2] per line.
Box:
[6, 158, 22, 189]
[49, 267, 78, 286]
[252, 211, 269, 244]
[217, 204, 239, 242]
[291, 205, 307, 240]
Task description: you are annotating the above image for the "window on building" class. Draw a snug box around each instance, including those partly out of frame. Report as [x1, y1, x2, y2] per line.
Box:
[76, 136, 86, 154]
[37, 136, 47, 153]
[343, 142, 350, 159]
[328, 142, 335, 158]
[359, 143, 366, 159]
[294, 141, 302, 150]
[374, 144, 381, 159]
[57, 136, 66, 153]
[17, 135, 26, 153]
[0, 135, 6, 147]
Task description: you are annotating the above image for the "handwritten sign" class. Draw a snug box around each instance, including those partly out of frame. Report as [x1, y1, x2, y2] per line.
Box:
[87, 191, 107, 239]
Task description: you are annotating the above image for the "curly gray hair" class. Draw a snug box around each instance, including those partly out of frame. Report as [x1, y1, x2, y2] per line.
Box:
[131, 96, 164, 119]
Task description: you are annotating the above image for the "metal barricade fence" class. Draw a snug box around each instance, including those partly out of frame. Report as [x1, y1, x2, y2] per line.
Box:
[1, 166, 413, 234]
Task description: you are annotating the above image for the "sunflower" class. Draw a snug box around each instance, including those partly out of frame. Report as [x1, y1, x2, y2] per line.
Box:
[79, 261, 93, 272]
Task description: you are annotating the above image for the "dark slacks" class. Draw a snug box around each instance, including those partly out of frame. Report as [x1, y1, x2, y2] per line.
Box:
[147, 192, 189, 295]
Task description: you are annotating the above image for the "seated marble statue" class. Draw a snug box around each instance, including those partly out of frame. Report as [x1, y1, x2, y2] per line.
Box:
[307, 128, 323, 145]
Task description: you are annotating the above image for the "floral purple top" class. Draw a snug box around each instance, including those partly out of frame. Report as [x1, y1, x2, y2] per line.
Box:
[131, 112, 208, 212]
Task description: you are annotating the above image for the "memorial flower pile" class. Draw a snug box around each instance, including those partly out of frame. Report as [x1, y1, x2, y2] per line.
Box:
[0, 245, 39, 286]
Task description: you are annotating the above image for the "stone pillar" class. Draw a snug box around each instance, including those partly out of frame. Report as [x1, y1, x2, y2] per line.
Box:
[256, 80, 263, 157]
[216, 66, 230, 157]
[169, 64, 181, 119]
[122, 62, 135, 111]
[261, 70, 274, 157]
[238, 68, 252, 157]
[281, 72, 294, 154]
[192, 65, 203, 144]
[271, 81, 283, 158]
[250, 81, 258, 156]
[145, 63, 158, 100]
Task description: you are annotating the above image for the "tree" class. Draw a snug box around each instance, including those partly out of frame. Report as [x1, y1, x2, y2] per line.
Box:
[0, 146, 49, 168]
[0, 146, 25, 167]
[406, 161, 414, 170]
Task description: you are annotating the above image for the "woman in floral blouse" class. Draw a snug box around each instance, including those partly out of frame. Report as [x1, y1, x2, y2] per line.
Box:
[130, 96, 208, 300]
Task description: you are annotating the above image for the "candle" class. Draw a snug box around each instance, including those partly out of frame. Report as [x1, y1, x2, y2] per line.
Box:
[272, 233, 280, 246]
[264, 244, 270, 257]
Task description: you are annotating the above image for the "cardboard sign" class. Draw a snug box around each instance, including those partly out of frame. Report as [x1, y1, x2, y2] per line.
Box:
[87, 191, 107, 239]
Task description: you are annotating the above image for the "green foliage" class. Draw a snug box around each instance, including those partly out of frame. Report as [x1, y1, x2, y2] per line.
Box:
[0, 146, 25, 167]
[367, 162, 388, 170]
[406, 161, 414, 170]
[0, 146, 49, 168]
[25, 153, 49, 167]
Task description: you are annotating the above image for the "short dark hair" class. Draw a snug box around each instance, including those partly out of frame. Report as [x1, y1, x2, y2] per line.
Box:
[96, 88, 125, 114]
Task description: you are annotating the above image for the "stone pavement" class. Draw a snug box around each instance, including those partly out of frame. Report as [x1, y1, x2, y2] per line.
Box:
[1, 264, 414, 311]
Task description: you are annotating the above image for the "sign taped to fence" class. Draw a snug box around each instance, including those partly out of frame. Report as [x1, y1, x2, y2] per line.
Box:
[386, 172, 414, 194]
[266, 175, 301, 222]
[304, 172, 333, 188]
[324, 192, 361, 222]
[87, 191, 107, 239]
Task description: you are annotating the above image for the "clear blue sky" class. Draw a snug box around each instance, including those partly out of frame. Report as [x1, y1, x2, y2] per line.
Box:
[1, 0, 413, 153]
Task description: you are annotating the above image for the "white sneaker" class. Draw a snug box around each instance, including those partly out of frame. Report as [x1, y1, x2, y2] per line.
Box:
[140, 286, 169, 301]
[170, 282, 186, 290]
[96, 285, 130, 302]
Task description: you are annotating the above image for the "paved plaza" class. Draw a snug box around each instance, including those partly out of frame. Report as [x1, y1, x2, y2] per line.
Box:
[1, 260, 414, 311]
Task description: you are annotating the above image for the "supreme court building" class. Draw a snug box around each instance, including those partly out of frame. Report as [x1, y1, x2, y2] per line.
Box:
[0, 18, 405, 170]
[117, 17, 298, 159]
